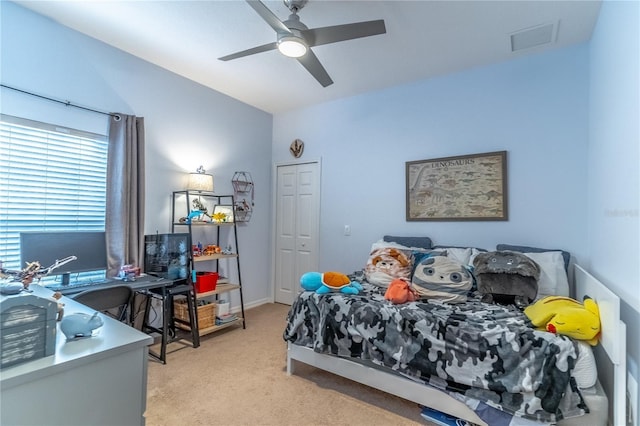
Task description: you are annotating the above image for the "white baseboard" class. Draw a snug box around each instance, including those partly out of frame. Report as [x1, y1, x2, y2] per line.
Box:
[231, 297, 272, 313]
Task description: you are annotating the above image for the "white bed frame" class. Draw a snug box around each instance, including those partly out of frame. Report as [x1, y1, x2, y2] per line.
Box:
[286, 264, 627, 426]
[574, 265, 627, 426]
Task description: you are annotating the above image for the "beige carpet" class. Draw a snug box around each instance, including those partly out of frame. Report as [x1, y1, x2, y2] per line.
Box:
[145, 302, 430, 426]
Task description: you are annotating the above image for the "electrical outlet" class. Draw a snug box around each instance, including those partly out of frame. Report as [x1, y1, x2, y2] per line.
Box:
[629, 372, 638, 426]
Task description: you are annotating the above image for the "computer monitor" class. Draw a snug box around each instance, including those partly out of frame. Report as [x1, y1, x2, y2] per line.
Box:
[144, 233, 191, 282]
[19, 231, 108, 285]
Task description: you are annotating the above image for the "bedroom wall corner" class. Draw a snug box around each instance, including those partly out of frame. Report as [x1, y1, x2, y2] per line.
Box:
[587, 1, 640, 422]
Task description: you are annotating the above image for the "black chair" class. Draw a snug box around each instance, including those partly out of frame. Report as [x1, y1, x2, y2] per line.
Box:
[72, 285, 133, 323]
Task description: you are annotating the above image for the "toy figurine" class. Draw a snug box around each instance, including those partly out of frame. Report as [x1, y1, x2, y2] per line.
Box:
[51, 292, 65, 321]
[300, 271, 363, 295]
[0, 256, 77, 293]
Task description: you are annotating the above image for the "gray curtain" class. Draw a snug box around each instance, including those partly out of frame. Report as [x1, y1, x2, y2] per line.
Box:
[106, 114, 145, 277]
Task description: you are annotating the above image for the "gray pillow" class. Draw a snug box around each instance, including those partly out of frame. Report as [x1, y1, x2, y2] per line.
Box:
[496, 244, 570, 272]
[383, 235, 432, 249]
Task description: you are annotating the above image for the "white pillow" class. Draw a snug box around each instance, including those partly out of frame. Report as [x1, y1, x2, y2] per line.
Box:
[523, 251, 570, 298]
[370, 239, 429, 252]
[468, 248, 483, 267]
[438, 247, 472, 266]
[573, 341, 598, 388]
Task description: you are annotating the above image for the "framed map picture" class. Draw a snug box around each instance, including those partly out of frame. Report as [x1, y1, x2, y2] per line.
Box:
[406, 151, 508, 221]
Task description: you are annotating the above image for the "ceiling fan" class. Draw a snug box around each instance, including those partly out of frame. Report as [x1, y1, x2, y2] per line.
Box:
[218, 0, 386, 87]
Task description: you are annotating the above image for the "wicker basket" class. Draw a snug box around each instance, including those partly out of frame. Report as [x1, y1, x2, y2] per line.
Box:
[174, 299, 216, 330]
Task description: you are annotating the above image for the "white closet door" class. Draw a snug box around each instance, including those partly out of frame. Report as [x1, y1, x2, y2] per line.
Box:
[274, 162, 320, 305]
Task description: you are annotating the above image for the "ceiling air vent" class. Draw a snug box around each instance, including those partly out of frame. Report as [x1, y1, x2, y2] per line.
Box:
[510, 22, 558, 52]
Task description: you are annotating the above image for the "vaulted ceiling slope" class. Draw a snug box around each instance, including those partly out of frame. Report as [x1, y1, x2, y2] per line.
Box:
[15, 0, 602, 114]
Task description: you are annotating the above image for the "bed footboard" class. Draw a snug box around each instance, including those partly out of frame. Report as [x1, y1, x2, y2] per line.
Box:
[286, 342, 487, 425]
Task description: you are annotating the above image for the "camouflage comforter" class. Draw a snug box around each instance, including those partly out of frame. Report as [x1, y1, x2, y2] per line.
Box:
[283, 283, 588, 423]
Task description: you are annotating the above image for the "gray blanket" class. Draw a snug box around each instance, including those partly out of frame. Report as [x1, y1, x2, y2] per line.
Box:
[283, 283, 588, 423]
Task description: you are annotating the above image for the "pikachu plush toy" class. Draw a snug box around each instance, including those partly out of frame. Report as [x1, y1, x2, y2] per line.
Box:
[524, 296, 601, 345]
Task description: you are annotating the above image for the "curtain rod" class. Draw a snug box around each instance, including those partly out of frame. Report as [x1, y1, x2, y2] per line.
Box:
[1, 83, 120, 119]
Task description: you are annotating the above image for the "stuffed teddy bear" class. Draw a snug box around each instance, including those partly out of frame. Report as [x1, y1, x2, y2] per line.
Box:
[364, 247, 412, 287]
[300, 271, 363, 295]
[473, 250, 540, 307]
[384, 278, 418, 304]
[524, 295, 601, 345]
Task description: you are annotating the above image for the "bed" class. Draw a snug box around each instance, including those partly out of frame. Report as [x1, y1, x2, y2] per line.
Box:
[283, 238, 626, 426]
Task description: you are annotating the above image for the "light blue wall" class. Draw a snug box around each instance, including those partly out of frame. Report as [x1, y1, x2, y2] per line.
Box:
[273, 1, 639, 402]
[273, 45, 590, 273]
[3, 0, 638, 396]
[0, 2, 274, 306]
[588, 0, 640, 408]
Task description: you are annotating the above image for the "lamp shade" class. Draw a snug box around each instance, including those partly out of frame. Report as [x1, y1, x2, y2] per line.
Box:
[187, 172, 214, 192]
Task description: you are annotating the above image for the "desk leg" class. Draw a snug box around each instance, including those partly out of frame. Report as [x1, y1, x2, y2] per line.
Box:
[160, 286, 169, 363]
[186, 286, 200, 348]
[141, 290, 167, 364]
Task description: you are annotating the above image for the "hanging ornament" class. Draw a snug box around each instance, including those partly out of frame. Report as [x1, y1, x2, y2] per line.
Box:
[289, 139, 304, 158]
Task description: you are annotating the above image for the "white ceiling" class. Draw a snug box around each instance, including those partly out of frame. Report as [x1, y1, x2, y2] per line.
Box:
[14, 0, 602, 114]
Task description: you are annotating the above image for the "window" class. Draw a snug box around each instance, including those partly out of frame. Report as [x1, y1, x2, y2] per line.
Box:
[0, 114, 108, 283]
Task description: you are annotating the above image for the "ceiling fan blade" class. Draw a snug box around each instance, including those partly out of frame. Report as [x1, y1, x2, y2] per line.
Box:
[302, 20, 386, 47]
[246, 0, 292, 35]
[218, 42, 278, 61]
[297, 50, 333, 87]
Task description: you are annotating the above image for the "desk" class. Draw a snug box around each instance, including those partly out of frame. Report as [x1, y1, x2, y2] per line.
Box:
[46, 275, 198, 364]
[49, 274, 173, 297]
[0, 285, 153, 426]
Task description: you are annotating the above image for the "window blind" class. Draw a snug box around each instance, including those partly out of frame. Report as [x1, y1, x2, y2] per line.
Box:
[0, 114, 108, 283]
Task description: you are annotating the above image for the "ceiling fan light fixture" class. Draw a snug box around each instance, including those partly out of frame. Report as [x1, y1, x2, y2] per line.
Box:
[278, 35, 307, 58]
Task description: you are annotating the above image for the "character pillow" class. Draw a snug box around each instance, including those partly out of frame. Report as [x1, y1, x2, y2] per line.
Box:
[411, 256, 473, 303]
[473, 250, 540, 307]
[364, 247, 412, 288]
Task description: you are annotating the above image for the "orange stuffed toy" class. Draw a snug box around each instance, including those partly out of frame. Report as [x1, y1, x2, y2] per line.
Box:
[384, 278, 418, 304]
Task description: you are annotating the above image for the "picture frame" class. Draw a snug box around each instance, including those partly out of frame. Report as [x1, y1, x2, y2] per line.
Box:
[406, 151, 508, 221]
[212, 205, 235, 223]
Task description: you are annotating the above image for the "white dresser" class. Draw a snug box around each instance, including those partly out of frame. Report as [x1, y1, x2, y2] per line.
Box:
[1, 285, 153, 426]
